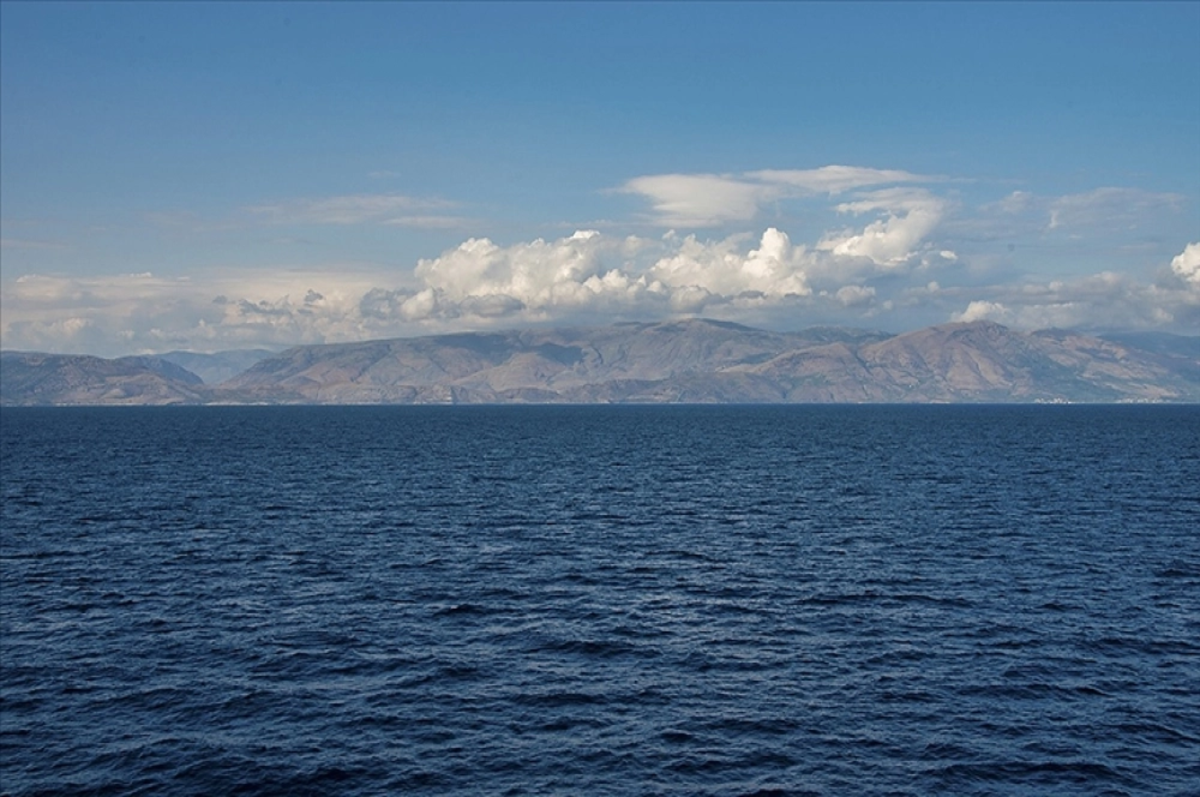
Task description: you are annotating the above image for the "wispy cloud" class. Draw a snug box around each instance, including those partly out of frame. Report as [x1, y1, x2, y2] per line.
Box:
[1047, 187, 1185, 231]
[620, 165, 940, 228]
[0, 237, 69, 251]
[245, 193, 459, 226]
[619, 174, 777, 227]
[143, 210, 204, 229]
[381, 215, 477, 230]
[747, 166, 934, 194]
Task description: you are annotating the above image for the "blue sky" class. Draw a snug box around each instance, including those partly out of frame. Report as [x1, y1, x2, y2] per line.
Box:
[2, 1, 1197, 356]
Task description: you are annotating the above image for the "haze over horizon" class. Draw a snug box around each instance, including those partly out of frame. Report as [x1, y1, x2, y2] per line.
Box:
[2, 2, 1197, 358]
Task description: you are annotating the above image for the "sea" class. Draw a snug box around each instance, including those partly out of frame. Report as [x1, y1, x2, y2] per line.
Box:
[1, 405, 1198, 796]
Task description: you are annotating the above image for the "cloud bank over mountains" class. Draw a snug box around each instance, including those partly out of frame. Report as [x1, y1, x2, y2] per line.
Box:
[2, 164, 1196, 356]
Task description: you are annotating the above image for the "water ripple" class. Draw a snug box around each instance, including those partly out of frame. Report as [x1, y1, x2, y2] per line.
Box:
[2, 405, 1198, 796]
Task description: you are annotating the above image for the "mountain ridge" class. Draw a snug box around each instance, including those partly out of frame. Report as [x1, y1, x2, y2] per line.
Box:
[3, 319, 1198, 405]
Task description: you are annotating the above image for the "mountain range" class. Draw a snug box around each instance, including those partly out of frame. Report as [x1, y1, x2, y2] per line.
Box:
[3, 319, 1198, 406]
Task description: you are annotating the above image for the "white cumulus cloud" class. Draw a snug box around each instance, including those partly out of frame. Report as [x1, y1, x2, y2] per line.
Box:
[413, 229, 652, 313]
[817, 189, 947, 267]
[1170, 241, 1200, 286]
[952, 300, 1010, 324]
[650, 228, 811, 299]
[409, 227, 815, 321]
[835, 285, 876, 307]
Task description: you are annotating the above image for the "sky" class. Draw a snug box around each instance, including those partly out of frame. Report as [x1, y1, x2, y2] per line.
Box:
[1, 1, 1198, 357]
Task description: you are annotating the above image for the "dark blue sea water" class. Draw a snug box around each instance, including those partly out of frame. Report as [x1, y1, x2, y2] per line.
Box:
[2, 405, 1198, 796]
